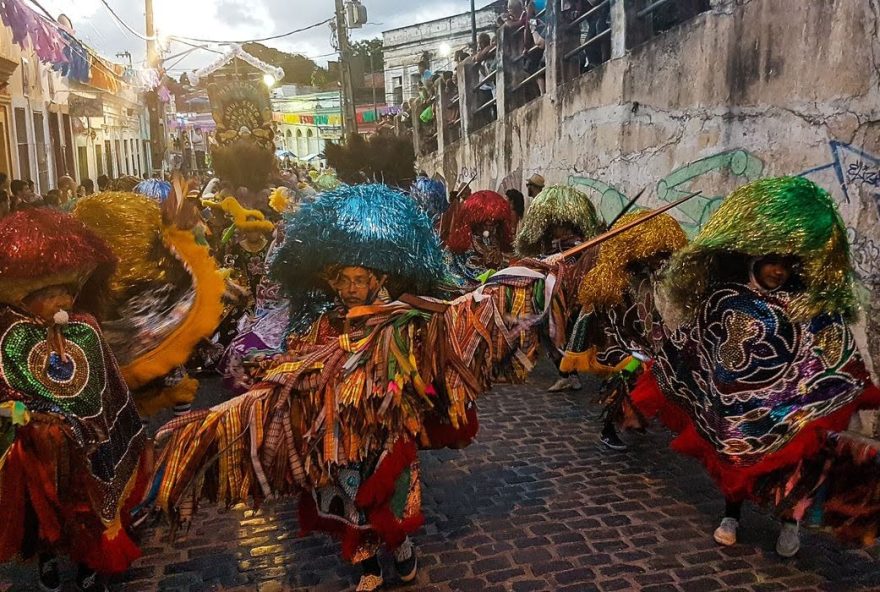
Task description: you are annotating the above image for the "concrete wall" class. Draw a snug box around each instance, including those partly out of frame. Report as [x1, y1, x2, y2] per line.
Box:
[417, 0, 880, 377]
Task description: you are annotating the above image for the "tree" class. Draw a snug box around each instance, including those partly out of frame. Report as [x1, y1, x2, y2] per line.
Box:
[324, 133, 415, 187]
[242, 42, 320, 85]
[350, 38, 383, 73]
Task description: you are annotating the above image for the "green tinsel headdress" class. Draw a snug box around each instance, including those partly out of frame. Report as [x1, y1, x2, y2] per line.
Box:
[515, 185, 604, 256]
[270, 183, 446, 303]
[662, 176, 856, 322]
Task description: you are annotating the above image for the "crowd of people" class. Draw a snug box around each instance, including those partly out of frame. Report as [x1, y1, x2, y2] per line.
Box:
[0, 154, 879, 592]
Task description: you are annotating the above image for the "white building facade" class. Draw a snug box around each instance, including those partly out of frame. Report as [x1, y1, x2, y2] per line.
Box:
[382, 1, 504, 107]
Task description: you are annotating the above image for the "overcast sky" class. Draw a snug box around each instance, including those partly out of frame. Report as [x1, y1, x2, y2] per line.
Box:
[37, 0, 493, 76]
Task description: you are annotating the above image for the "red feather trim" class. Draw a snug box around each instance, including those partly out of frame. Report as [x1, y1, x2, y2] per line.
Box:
[447, 191, 513, 254]
[355, 439, 417, 509]
[298, 491, 371, 562]
[0, 442, 28, 561]
[633, 369, 880, 500]
[421, 406, 480, 450]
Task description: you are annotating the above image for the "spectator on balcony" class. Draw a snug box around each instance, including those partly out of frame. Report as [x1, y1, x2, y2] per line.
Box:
[521, 0, 547, 96]
[474, 33, 498, 119]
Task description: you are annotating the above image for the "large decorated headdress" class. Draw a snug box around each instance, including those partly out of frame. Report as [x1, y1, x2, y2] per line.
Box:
[662, 176, 856, 322]
[515, 185, 604, 256]
[447, 190, 514, 254]
[73, 193, 169, 301]
[410, 176, 448, 221]
[0, 208, 116, 306]
[270, 183, 446, 302]
[135, 179, 172, 203]
[578, 211, 687, 311]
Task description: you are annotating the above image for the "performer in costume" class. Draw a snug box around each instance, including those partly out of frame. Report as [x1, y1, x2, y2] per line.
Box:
[72, 186, 226, 420]
[515, 185, 605, 393]
[561, 211, 687, 450]
[410, 175, 449, 228]
[635, 177, 880, 556]
[220, 188, 296, 395]
[218, 196, 275, 304]
[446, 189, 515, 283]
[0, 208, 149, 592]
[150, 184, 575, 591]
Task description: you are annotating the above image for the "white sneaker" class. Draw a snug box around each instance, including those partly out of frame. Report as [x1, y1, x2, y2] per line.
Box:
[713, 517, 739, 546]
[393, 537, 418, 583]
[548, 376, 581, 392]
[776, 522, 800, 558]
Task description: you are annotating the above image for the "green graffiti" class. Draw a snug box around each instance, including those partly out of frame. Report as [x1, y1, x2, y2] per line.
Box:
[568, 149, 765, 236]
[567, 175, 630, 224]
[657, 149, 764, 235]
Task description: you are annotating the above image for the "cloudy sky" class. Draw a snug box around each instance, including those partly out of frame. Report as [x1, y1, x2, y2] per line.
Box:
[37, 0, 493, 75]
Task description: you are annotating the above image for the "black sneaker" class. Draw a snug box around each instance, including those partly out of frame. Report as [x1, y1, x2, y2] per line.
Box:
[393, 537, 418, 583]
[356, 556, 384, 592]
[38, 554, 61, 592]
[76, 565, 109, 592]
[600, 431, 628, 451]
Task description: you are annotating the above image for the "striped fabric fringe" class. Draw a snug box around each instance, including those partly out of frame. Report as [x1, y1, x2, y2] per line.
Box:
[153, 265, 571, 522]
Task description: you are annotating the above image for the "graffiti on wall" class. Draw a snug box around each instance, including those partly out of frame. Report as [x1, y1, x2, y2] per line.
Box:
[567, 142, 880, 289]
[569, 149, 765, 236]
[800, 141, 880, 289]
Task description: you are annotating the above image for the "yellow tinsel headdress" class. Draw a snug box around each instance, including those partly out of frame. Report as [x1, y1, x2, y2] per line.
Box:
[578, 211, 687, 311]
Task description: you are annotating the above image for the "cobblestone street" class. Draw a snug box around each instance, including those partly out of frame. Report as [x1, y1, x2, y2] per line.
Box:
[3, 364, 880, 591]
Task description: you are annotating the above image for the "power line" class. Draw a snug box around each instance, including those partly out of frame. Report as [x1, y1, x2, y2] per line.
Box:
[99, 0, 159, 41]
[170, 18, 333, 45]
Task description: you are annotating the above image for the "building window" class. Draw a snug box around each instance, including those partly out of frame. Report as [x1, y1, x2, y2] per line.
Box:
[95, 143, 104, 177]
[392, 76, 403, 105]
[77, 146, 88, 182]
[115, 139, 122, 176]
[105, 140, 113, 177]
[14, 107, 30, 181]
[20, 59, 29, 96]
[32, 112, 49, 192]
[124, 139, 131, 175]
[62, 114, 75, 177]
[296, 129, 307, 157]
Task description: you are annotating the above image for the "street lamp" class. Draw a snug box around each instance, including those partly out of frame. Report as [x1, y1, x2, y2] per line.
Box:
[263, 73, 277, 88]
[438, 43, 451, 58]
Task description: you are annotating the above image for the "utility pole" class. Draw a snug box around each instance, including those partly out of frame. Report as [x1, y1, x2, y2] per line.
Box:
[334, 0, 358, 137]
[145, 0, 164, 175]
[470, 0, 477, 51]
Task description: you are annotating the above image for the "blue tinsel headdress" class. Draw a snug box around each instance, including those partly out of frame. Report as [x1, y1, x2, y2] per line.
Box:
[410, 176, 448, 221]
[134, 179, 172, 203]
[271, 184, 447, 302]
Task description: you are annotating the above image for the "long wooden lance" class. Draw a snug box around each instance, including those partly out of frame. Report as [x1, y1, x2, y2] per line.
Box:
[553, 191, 702, 261]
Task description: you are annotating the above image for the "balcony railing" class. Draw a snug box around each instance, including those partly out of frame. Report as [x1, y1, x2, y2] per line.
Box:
[409, 0, 709, 157]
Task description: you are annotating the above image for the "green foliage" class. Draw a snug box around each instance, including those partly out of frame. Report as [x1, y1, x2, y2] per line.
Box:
[350, 38, 384, 72]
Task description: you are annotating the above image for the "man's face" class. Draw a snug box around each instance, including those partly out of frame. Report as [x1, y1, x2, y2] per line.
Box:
[333, 267, 379, 309]
[527, 183, 540, 198]
[754, 257, 793, 291]
[22, 285, 74, 323]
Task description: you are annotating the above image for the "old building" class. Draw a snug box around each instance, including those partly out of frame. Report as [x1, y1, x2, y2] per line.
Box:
[382, 0, 505, 107]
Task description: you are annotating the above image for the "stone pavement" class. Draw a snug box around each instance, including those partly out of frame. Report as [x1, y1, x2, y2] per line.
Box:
[3, 363, 880, 592]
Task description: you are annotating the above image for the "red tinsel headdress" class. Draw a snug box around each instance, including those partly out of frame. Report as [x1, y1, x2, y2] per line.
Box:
[447, 190, 514, 254]
[0, 208, 117, 306]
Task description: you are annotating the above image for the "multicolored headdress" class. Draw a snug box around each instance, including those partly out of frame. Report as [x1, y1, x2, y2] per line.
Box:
[579, 211, 687, 311]
[447, 190, 514, 254]
[219, 196, 275, 235]
[135, 179, 172, 203]
[662, 176, 856, 322]
[410, 176, 448, 221]
[268, 186, 293, 214]
[271, 183, 446, 301]
[515, 185, 604, 256]
[0, 208, 116, 306]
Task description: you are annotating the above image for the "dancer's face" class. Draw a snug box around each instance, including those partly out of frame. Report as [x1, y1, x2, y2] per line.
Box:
[754, 257, 792, 291]
[22, 285, 74, 322]
[333, 267, 379, 309]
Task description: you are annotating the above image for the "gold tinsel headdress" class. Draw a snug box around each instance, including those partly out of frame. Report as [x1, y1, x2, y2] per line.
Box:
[579, 211, 687, 311]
